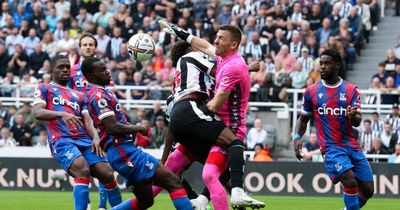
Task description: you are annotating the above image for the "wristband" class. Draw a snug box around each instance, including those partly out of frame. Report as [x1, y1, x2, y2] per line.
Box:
[186, 35, 194, 44]
[293, 133, 302, 141]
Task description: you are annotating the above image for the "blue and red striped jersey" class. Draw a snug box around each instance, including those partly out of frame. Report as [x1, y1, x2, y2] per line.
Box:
[68, 64, 88, 92]
[301, 79, 361, 153]
[33, 82, 89, 142]
[86, 83, 133, 150]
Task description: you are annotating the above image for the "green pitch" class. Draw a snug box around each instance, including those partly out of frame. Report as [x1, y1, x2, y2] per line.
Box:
[0, 191, 399, 210]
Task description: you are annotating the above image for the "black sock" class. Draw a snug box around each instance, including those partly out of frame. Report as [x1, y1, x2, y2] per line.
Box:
[228, 139, 245, 188]
[181, 177, 198, 199]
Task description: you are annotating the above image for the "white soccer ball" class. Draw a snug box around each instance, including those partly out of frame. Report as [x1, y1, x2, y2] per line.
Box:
[127, 33, 155, 62]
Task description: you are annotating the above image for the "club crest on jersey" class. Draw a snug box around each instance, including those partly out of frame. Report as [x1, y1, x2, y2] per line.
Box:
[146, 161, 154, 170]
[335, 162, 343, 172]
[340, 93, 346, 101]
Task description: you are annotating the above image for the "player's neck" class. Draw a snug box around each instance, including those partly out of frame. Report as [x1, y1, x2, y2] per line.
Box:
[322, 77, 342, 88]
[220, 50, 237, 59]
[50, 81, 68, 88]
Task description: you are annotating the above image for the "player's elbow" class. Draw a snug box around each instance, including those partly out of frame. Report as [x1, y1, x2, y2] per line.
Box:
[105, 124, 123, 136]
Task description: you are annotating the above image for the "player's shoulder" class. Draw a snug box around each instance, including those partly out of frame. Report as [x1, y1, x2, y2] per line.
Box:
[342, 80, 359, 92]
[304, 81, 321, 93]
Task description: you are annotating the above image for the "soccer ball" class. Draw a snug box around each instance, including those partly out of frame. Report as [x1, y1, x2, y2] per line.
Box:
[127, 33, 155, 62]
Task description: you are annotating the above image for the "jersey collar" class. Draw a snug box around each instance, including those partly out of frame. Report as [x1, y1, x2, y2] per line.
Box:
[321, 78, 343, 88]
[50, 81, 69, 89]
[88, 82, 106, 89]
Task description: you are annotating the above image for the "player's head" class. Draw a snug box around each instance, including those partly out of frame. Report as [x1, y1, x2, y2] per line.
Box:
[81, 57, 111, 86]
[49, 54, 71, 85]
[214, 24, 242, 57]
[319, 48, 342, 81]
[171, 41, 194, 66]
[79, 33, 97, 59]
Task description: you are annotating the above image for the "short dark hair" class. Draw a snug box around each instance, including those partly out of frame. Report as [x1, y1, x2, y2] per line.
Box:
[320, 48, 342, 64]
[79, 32, 98, 48]
[50, 54, 69, 70]
[170, 41, 192, 67]
[378, 62, 386, 67]
[364, 119, 371, 124]
[81, 57, 101, 78]
[254, 143, 264, 149]
[219, 25, 242, 48]
[371, 112, 379, 116]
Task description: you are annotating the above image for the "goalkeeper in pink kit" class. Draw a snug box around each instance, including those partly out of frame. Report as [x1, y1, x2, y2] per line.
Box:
[159, 20, 265, 209]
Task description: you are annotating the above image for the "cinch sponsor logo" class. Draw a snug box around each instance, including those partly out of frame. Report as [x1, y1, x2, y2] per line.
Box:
[317, 103, 346, 116]
[53, 96, 79, 110]
[75, 79, 88, 87]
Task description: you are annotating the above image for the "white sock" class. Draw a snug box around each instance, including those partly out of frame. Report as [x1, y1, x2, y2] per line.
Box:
[197, 195, 209, 205]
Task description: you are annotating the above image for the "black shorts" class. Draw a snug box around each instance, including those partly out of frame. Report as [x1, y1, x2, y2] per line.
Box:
[169, 99, 226, 159]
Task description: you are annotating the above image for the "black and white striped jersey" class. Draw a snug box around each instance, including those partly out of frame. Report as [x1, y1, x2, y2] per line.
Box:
[172, 51, 215, 101]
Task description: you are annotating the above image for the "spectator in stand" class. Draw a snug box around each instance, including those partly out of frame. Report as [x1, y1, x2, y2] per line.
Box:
[145, 100, 165, 127]
[365, 77, 381, 104]
[371, 112, 385, 133]
[368, 136, 388, 162]
[372, 62, 390, 84]
[55, 0, 71, 18]
[391, 144, 400, 163]
[142, 65, 156, 85]
[359, 119, 379, 153]
[76, 7, 93, 30]
[34, 130, 48, 148]
[347, 7, 363, 54]
[0, 116, 7, 131]
[394, 36, 400, 59]
[41, 31, 56, 58]
[302, 132, 321, 161]
[0, 44, 9, 77]
[316, 18, 333, 46]
[13, 4, 29, 28]
[29, 2, 44, 29]
[107, 27, 124, 60]
[290, 61, 308, 89]
[134, 119, 152, 148]
[245, 32, 268, 60]
[217, 2, 233, 25]
[151, 47, 166, 72]
[289, 31, 304, 59]
[246, 118, 268, 150]
[274, 45, 296, 72]
[242, 15, 258, 38]
[251, 61, 267, 87]
[104, 0, 120, 13]
[94, 26, 110, 58]
[260, 16, 275, 40]
[160, 58, 175, 85]
[297, 47, 314, 73]
[29, 44, 50, 76]
[0, 71, 18, 97]
[253, 143, 273, 162]
[92, 3, 113, 28]
[114, 4, 129, 27]
[22, 29, 40, 56]
[10, 113, 31, 145]
[384, 48, 400, 71]
[386, 103, 400, 133]
[380, 122, 399, 153]
[393, 63, 400, 88]
[335, 18, 356, 70]
[256, 73, 285, 103]
[356, 0, 371, 43]
[380, 76, 399, 104]
[192, 18, 205, 38]
[8, 44, 28, 77]
[269, 28, 287, 57]
[150, 116, 168, 149]
[290, 1, 303, 27]
[53, 21, 65, 41]
[46, 6, 60, 32]
[114, 70, 131, 99]
[19, 71, 38, 97]
[0, 127, 16, 147]
[56, 31, 75, 54]
[37, 60, 50, 81]
[114, 43, 130, 70]
[5, 27, 24, 56]
[328, 4, 341, 32]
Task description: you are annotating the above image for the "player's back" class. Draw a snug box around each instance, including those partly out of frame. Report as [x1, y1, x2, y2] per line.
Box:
[215, 52, 250, 140]
[68, 64, 88, 92]
[302, 79, 361, 153]
[33, 82, 89, 142]
[173, 51, 215, 101]
[86, 83, 134, 150]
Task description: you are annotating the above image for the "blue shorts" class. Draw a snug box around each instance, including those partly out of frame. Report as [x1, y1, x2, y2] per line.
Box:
[324, 146, 373, 184]
[106, 141, 158, 187]
[50, 137, 108, 172]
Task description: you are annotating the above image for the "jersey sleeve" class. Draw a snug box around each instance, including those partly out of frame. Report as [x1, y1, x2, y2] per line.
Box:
[350, 87, 361, 110]
[301, 89, 313, 116]
[89, 90, 115, 121]
[217, 64, 243, 92]
[33, 83, 47, 106]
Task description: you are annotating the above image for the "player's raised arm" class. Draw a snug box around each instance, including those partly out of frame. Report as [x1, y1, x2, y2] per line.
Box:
[158, 19, 216, 59]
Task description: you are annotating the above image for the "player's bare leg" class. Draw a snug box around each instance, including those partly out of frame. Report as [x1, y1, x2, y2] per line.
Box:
[356, 181, 374, 208]
[69, 156, 91, 210]
[339, 170, 360, 210]
[90, 162, 122, 207]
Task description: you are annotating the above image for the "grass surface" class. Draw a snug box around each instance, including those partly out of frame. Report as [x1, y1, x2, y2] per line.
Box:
[0, 191, 399, 210]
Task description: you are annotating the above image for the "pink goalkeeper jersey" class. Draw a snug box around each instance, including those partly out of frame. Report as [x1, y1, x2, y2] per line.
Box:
[215, 52, 250, 140]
